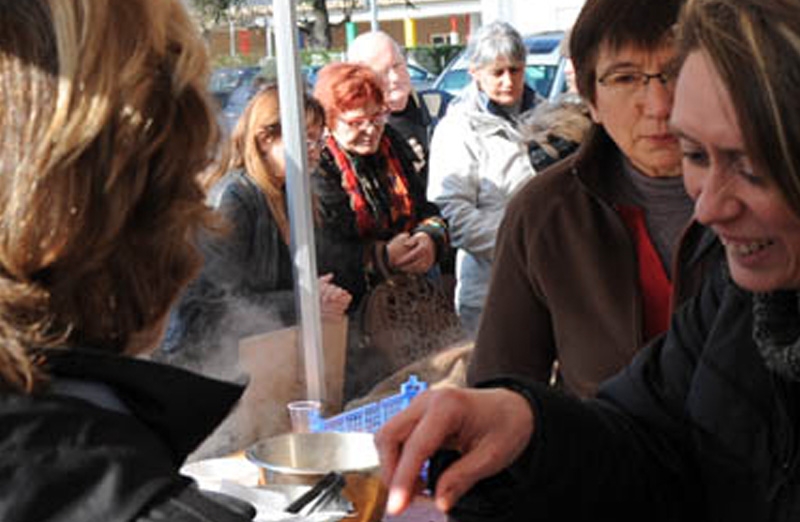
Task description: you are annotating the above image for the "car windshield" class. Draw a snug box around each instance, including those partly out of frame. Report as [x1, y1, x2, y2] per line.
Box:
[209, 69, 241, 94]
[525, 64, 558, 99]
[436, 69, 471, 93]
[408, 65, 427, 82]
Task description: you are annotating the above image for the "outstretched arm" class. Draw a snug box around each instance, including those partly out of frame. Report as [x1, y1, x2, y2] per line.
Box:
[374, 387, 534, 515]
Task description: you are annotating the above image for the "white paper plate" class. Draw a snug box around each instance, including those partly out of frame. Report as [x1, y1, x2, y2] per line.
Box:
[181, 456, 261, 491]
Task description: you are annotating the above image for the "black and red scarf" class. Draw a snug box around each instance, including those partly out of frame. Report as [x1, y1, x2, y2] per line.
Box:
[326, 134, 416, 237]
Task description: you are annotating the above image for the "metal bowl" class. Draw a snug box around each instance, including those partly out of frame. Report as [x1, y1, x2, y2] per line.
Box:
[246, 432, 387, 522]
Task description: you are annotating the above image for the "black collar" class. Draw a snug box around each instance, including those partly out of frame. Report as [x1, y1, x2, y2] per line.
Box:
[41, 347, 244, 464]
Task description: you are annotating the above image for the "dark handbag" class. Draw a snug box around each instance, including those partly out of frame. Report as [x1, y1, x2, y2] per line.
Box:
[361, 272, 463, 369]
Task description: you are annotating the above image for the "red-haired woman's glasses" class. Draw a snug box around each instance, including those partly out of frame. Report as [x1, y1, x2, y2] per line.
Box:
[337, 110, 389, 132]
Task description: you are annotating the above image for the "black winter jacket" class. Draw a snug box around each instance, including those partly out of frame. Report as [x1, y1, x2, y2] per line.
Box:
[312, 126, 446, 309]
[446, 262, 800, 521]
[0, 349, 253, 522]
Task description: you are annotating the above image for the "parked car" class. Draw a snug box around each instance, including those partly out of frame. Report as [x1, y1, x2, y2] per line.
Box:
[302, 64, 324, 89]
[221, 65, 330, 130]
[219, 73, 270, 133]
[209, 66, 262, 109]
[407, 63, 437, 92]
[215, 60, 438, 134]
[432, 31, 569, 101]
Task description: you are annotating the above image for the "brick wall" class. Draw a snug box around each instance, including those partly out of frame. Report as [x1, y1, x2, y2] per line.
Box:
[207, 15, 468, 63]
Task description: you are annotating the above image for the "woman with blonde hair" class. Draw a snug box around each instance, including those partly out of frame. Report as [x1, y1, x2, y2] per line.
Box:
[227, 83, 324, 245]
[161, 84, 351, 378]
[0, 0, 256, 520]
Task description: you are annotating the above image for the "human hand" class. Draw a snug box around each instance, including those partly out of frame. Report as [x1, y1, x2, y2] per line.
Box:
[374, 387, 534, 515]
[393, 232, 435, 274]
[318, 273, 352, 318]
[385, 232, 413, 271]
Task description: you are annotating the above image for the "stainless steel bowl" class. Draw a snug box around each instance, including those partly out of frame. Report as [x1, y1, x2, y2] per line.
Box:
[246, 432, 387, 522]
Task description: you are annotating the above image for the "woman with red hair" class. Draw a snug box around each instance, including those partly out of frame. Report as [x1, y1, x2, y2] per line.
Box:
[312, 62, 455, 399]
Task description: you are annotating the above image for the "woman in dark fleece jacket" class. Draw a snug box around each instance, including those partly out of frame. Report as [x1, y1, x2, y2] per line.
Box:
[468, 0, 717, 399]
[0, 0, 256, 521]
[375, 1, 800, 520]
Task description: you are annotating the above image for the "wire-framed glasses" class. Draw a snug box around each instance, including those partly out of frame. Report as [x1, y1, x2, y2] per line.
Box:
[337, 110, 389, 132]
[597, 68, 678, 94]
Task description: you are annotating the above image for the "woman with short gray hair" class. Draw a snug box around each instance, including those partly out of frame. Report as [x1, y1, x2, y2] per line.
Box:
[426, 21, 543, 337]
[466, 21, 527, 75]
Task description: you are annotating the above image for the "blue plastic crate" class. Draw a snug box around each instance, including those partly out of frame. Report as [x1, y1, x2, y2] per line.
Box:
[310, 375, 427, 433]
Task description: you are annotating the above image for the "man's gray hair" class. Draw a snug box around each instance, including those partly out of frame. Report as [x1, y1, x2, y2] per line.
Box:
[467, 21, 526, 69]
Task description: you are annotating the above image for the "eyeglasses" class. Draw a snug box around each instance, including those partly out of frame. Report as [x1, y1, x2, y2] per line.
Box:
[306, 134, 325, 152]
[597, 68, 678, 94]
[337, 110, 388, 132]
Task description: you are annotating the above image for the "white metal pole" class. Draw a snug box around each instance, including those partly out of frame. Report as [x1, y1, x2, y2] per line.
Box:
[370, 0, 379, 31]
[273, 0, 326, 402]
[265, 15, 272, 58]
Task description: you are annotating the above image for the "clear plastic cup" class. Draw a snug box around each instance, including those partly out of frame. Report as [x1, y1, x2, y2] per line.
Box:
[287, 400, 322, 433]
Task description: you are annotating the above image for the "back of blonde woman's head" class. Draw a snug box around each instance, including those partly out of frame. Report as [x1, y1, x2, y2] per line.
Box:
[0, 0, 220, 391]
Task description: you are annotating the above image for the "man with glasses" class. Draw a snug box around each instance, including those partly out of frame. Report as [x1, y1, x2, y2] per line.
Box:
[468, 0, 722, 399]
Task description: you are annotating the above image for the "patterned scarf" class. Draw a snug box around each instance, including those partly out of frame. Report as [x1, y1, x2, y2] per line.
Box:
[753, 290, 800, 381]
[326, 134, 415, 237]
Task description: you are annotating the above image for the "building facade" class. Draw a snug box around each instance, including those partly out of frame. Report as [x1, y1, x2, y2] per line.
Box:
[208, 0, 585, 63]
[327, 0, 584, 47]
